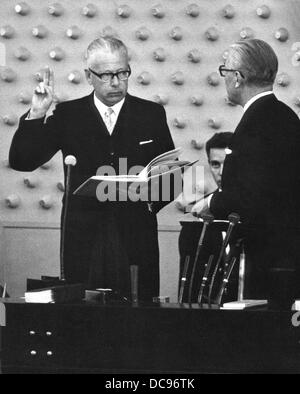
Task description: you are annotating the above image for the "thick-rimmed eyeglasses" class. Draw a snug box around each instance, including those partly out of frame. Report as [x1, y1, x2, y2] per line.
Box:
[218, 65, 245, 79]
[87, 66, 131, 82]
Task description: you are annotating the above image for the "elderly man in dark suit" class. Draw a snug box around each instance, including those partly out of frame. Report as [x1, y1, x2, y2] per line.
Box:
[192, 38, 300, 306]
[9, 36, 175, 301]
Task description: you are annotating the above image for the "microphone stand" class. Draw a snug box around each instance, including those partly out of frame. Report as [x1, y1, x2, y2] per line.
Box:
[197, 254, 214, 305]
[188, 213, 214, 305]
[207, 213, 240, 307]
[215, 256, 237, 306]
[60, 155, 77, 281]
[178, 255, 190, 304]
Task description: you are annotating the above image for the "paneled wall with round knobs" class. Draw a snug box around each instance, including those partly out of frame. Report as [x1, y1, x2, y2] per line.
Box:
[0, 0, 299, 224]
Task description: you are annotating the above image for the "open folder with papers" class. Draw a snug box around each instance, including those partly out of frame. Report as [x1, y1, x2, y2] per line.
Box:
[73, 147, 197, 201]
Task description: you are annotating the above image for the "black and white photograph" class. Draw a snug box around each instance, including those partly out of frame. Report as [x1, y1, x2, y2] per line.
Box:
[0, 0, 300, 376]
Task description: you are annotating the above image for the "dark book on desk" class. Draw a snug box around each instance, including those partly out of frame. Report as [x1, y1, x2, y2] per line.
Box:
[25, 283, 85, 303]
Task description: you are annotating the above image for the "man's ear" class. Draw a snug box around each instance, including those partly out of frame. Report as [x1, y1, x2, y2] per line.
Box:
[234, 71, 243, 88]
[84, 69, 92, 85]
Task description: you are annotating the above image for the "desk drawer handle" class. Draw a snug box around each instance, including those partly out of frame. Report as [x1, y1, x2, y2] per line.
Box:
[29, 330, 36, 336]
[47, 351, 53, 356]
[30, 350, 37, 356]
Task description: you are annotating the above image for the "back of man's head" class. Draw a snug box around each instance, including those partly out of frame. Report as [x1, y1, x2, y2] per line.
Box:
[205, 132, 233, 159]
[230, 38, 278, 87]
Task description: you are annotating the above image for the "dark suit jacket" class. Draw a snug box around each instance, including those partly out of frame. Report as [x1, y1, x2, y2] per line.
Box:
[210, 94, 300, 300]
[9, 92, 175, 301]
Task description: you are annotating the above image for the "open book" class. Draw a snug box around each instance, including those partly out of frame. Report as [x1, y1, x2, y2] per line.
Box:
[74, 147, 197, 201]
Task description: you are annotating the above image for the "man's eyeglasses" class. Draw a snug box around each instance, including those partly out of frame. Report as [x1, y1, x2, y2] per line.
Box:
[218, 65, 245, 79]
[88, 66, 131, 82]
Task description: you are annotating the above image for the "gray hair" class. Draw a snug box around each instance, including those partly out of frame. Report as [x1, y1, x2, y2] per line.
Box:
[230, 38, 278, 87]
[86, 36, 128, 65]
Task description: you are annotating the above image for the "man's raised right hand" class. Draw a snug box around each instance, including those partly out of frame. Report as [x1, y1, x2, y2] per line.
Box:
[29, 67, 55, 119]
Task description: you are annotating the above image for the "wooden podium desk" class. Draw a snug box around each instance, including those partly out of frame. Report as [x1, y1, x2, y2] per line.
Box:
[1, 299, 300, 374]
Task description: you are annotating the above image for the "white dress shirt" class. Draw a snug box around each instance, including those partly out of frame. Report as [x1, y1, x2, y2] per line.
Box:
[93, 94, 125, 135]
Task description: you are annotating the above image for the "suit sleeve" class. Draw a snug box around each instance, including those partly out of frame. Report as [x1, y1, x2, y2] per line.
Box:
[151, 105, 178, 213]
[9, 106, 63, 172]
[209, 131, 269, 221]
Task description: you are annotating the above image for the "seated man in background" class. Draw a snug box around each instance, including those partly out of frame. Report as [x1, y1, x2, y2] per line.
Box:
[177, 132, 240, 303]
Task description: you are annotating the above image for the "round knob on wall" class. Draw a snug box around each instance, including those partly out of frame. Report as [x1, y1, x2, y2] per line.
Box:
[191, 140, 204, 150]
[0, 25, 15, 38]
[190, 96, 204, 106]
[66, 26, 82, 39]
[137, 72, 152, 85]
[0, 67, 17, 82]
[2, 114, 18, 126]
[14, 46, 31, 61]
[5, 195, 21, 208]
[49, 47, 65, 61]
[208, 118, 222, 129]
[68, 71, 82, 84]
[256, 5, 271, 19]
[151, 4, 165, 18]
[102, 26, 118, 38]
[276, 73, 290, 87]
[173, 117, 186, 129]
[15, 2, 30, 15]
[32, 25, 48, 38]
[135, 27, 150, 41]
[274, 27, 289, 42]
[169, 26, 183, 41]
[57, 181, 65, 192]
[153, 48, 166, 62]
[82, 4, 97, 17]
[171, 71, 184, 85]
[186, 3, 200, 17]
[39, 196, 54, 209]
[18, 91, 33, 104]
[222, 4, 235, 19]
[153, 94, 169, 105]
[24, 176, 39, 188]
[40, 162, 51, 170]
[48, 3, 64, 16]
[207, 72, 220, 86]
[205, 27, 219, 41]
[294, 96, 300, 107]
[187, 49, 201, 63]
[116, 5, 132, 18]
[240, 27, 254, 39]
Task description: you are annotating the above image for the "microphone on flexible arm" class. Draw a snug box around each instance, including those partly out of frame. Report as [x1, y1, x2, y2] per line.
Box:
[60, 155, 77, 281]
[187, 212, 214, 305]
[207, 212, 240, 307]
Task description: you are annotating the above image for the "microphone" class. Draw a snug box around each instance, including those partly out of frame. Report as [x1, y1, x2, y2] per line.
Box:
[197, 254, 214, 305]
[214, 256, 238, 306]
[178, 255, 190, 304]
[207, 212, 240, 307]
[188, 212, 214, 304]
[60, 155, 77, 281]
[130, 265, 138, 304]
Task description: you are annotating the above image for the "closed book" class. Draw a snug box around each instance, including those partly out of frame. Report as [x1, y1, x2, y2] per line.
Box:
[25, 283, 85, 303]
[221, 299, 268, 310]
